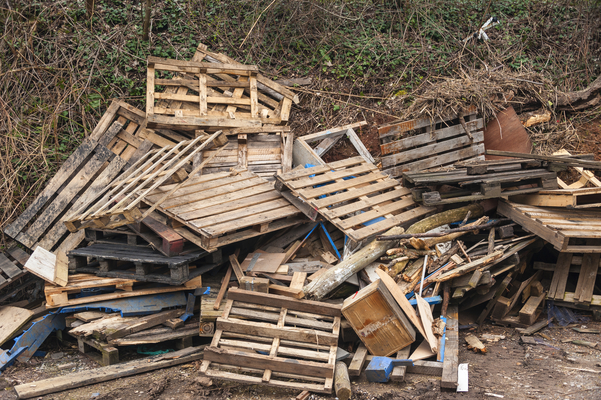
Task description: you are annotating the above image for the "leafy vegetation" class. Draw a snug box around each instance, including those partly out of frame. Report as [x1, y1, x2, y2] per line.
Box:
[0, 0, 600, 246]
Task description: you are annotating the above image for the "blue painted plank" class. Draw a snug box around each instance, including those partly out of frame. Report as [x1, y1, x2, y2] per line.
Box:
[58, 292, 188, 317]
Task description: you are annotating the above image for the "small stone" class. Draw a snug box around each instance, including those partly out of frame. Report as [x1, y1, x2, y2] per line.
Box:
[58, 363, 77, 370]
[566, 357, 578, 364]
[51, 352, 64, 360]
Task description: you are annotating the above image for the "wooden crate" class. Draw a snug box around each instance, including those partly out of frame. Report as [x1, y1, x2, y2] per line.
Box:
[498, 200, 601, 253]
[200, 127, 293, 180]
[274, 156, 434, 243]
[200, 288, 341, 394]
[403, 164, 558, 206]
[67, 243, 210, 285]
[377, 108, 484, 177]
[341, 279, 416, 357]
[141, 170, 306, 251]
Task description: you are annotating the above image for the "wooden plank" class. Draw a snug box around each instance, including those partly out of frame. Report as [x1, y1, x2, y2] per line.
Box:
[381, 118, 483, 155]
[226, 288, 341, 317]
[381, 131, 484, 168]
[384, 144, 485, 177]
[0, 306, 34, 346]
[549, 252, 573, 301]
[24, 246, 66, 286]
[14, 347, 204, 399]
[441, 305, 458, 389]
[415, 294, 438, 353]
[205, 343, 333, 378]
[575, 252, 600, 303]
[519, 294, 546, 325]
[375, 269, 426, 338]
[391, 345, 412, 381]
[348, 344, 368, 377]
[0, 253, 23, 279]
[216, 318, 338, 346]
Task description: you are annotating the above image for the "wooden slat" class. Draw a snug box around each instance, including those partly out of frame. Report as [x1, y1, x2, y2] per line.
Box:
[441, 305, 458, 389]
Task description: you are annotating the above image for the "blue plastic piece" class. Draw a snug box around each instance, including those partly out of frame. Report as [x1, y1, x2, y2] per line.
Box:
[365, 357, 414, 382]
[0, 347, 27, 373]
[0, 313, 67, 371]
[32, 350, 47, 357]
[319, 222, 341, 260]
[408, 296, 442, 306]
[58, 292, 188, 317]
[180, 293, 196, 322]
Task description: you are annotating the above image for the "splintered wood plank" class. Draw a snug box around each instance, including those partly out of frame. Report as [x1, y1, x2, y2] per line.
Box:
[14, 347, 204, 399]
[441, 305, 458, 389]
[0, 306, 34, 346]
[548, 253, 573, 300]
[574, 252, 600, 303]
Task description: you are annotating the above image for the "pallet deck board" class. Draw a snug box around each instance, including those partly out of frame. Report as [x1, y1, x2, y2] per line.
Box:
[498, 200, 601, 252]
[142, 170, 305, 251]
[377, 109, 484, 176]
[275, 157, 434, 242]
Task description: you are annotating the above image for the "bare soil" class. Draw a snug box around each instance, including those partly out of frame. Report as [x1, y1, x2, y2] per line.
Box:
[1, 320, 600, 400]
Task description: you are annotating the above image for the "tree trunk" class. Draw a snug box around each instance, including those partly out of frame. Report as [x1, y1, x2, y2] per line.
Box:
[303, 226, 404, 300]
[143, 0, 152, 41]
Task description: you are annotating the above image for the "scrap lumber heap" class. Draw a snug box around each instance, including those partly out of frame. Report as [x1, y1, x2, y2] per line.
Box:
[2, 42, 601, 399]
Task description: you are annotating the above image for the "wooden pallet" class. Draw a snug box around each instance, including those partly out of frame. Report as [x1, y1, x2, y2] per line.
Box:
[0, 247, 29, 293]
[3, 119, 154, 253]
[498, 200, 601, 253]
[511, 187, 601, 209]
[43, 273, 197, 308]
[546, 252, 601, 308]
[63, 131, 227, 231]
[67, 243, 209, 285]
[200, 127, 292, 180]
[146, 46, 297, 130]
[403, 166, 558, 206]
[292, 122, 374, 167]
[141, 170, 306, 251]
[200, 288, 341, 394]
[378, 108, 484, 177]
[274, 156, 435, 243]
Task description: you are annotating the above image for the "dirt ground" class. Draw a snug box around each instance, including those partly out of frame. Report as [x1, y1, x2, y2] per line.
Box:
[1, 320, 600, 400]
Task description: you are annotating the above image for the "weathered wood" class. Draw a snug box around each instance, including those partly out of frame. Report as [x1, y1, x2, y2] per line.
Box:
[519, 294, 546, 325]
[348, 344, 368, 377]
[0, 306, 34, 346]
[415, 294, 438, 353]
[14, 347, 204, 399]
[342, 280, 415, 357]
[441, 305, 459, 389]
[389, 204, 485, 276]
[303, 226, 404, 300]
[334, 361, 351, 400]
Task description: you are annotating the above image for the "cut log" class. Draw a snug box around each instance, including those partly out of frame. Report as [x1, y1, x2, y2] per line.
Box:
[389, 204, 484, 276]
[334, 361, 351, 400]
[303, 227, 404, 300]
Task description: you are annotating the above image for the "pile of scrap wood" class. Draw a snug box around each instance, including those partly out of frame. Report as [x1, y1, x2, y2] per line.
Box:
[3, 41, 601, 400]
